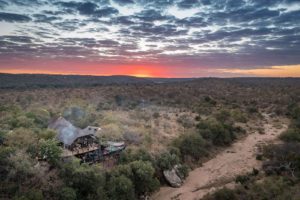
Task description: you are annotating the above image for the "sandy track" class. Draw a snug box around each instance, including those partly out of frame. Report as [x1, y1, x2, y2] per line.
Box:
[152, 114, 288, 200]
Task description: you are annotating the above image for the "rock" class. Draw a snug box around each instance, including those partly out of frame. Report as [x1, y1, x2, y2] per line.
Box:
[163, 167, 183, 188]
[174, 164, 186, 180]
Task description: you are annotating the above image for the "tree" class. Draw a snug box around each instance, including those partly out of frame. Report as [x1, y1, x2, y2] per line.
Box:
[8, 150, 35, 183]
[60, 159, 107, 200]
[197, 118, 238, 146]
[59, 187, 76, 200]
[26, 108, 50, 128]
[40, 139, 62, 166]
[14, 189, 43, 200]
[176, 133, 208, 161]
[129, 161, 160, 195]
[5, 128, 38, 150]
[107, 175, 136, 200]
[156, 152, 179, 170]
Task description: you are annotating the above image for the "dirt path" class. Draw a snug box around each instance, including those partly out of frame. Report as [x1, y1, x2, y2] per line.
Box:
[152, 114, 288, 200]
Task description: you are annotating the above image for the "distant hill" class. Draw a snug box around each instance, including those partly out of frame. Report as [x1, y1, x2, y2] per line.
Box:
[0, 73, 299, 89]
[0, 73, 155, 89]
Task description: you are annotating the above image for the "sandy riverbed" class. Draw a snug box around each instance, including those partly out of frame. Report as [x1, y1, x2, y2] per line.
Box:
[152, 114, 288, 200]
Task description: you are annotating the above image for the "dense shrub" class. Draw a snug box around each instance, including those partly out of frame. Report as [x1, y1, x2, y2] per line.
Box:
[197, 118, 239, 146]
[207, 188, 237, 200]
[156, 152, 180, 170]
[58, 187, 77, 200]
[119, 148, 153, 164]
[60, 159, 107, 200]
[39, 139, 62, 166]
[203, 176, 300, 200]
[129, 161, 160, 195]
[5, 128, 39, 151]
[174, 133, 209, 161]
[280, 128, 300, 142]
[176, 164, 189, 179]
[13, 189, 44, 200]
[107, 175, 135, 200]
[26, 109, 50, 128]
[263, 143, 300, 177]
[110, 160, 160, 196]
[230, 109, 247, 123]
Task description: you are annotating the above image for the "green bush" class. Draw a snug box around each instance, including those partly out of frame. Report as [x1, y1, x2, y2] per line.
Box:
[60, 159, 107, 200]
[235, 174, 250, 185]
[215, 109, 231, 123]
[263, 143, 300, 177]
[176, 164, 189, 179]
[59, 187, 76, 200]
[198, 118, 238, 146]
[14, 189, 43, 200]
[119, 148, 153, 164]
[111, 160, 160, 196]
[0, 131, 7, 145]
[39, 139, 62, 166]
[156, 152, 179, 170]
[26, 109, 50, 128]
[174, 133, 209, 161]
[107, 175, 136, 200]
[129, 161, 160, 195]
[280, 128, 300, 142]
[231, 109, 247, 123]
[211, 188, 237, 200]
[38, 129, 56, 140]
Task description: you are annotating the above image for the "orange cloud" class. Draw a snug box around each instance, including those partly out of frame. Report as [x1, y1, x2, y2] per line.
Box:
[0, 64, 169, 77]
[219, 64, 300, 77]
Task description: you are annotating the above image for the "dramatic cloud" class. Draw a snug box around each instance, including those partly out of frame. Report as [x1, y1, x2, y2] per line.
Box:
[0, 12, 31, 22]
[0, 0, 299, 77]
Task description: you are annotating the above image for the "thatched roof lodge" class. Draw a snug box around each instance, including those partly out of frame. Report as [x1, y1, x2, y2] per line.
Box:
[48, 117, 100, 149]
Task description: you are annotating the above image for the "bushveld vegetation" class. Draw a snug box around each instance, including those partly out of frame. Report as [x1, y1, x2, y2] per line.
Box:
[203, 103, 300, 200]
[0, 77, 300, 199]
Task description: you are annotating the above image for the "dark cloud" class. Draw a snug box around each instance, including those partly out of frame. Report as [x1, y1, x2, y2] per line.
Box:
[177, 0, 200, 9]
[144, 24, 187, 36]
[78, 2, 98, 15]
[0, 0, 300, 71]
[112, 16, 135, 25]
[55, 1, 118, 17]
[0, 12, 31, 22]
[175, 16, 207, 27]
[135, 0, 175, 8]
[53, 19, 87, 31]
[275, 10, 300, 24]
[248, 0, 282, 7]
[55, 1, 81, 9]
[33, 14, 61, 23]
[0, 35, 34, 43]
[113, 0, 135, 5]
[6, 0, 44, 6]
[136, 9, 173, 22]
[205, 8, 280, 25]
[0, 0, 8, 8]
[93, 7, 119, 17]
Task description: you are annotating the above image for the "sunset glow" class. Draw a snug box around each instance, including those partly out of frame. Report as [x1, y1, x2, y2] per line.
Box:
[0, 0, 299, 77]
[219, 65, 300, 77]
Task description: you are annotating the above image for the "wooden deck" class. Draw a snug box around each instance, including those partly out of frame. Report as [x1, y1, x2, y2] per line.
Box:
[62, 146, 100, 157]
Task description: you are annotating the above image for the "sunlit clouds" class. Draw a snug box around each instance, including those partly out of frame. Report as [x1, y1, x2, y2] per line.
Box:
[0, 0, 300, 77]
[219, 65, 300, 77]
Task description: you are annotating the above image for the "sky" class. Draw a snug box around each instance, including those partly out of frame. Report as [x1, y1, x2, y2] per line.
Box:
[0, 0, 300, 77]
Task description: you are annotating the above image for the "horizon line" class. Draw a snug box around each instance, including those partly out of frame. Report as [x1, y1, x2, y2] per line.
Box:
[0, 72, 299, 79]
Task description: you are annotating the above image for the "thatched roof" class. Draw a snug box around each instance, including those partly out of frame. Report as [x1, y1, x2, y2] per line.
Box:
[48, 117, 96, 146]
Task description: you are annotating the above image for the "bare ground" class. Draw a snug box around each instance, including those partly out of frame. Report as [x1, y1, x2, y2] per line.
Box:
[151, 114, 288, 200]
